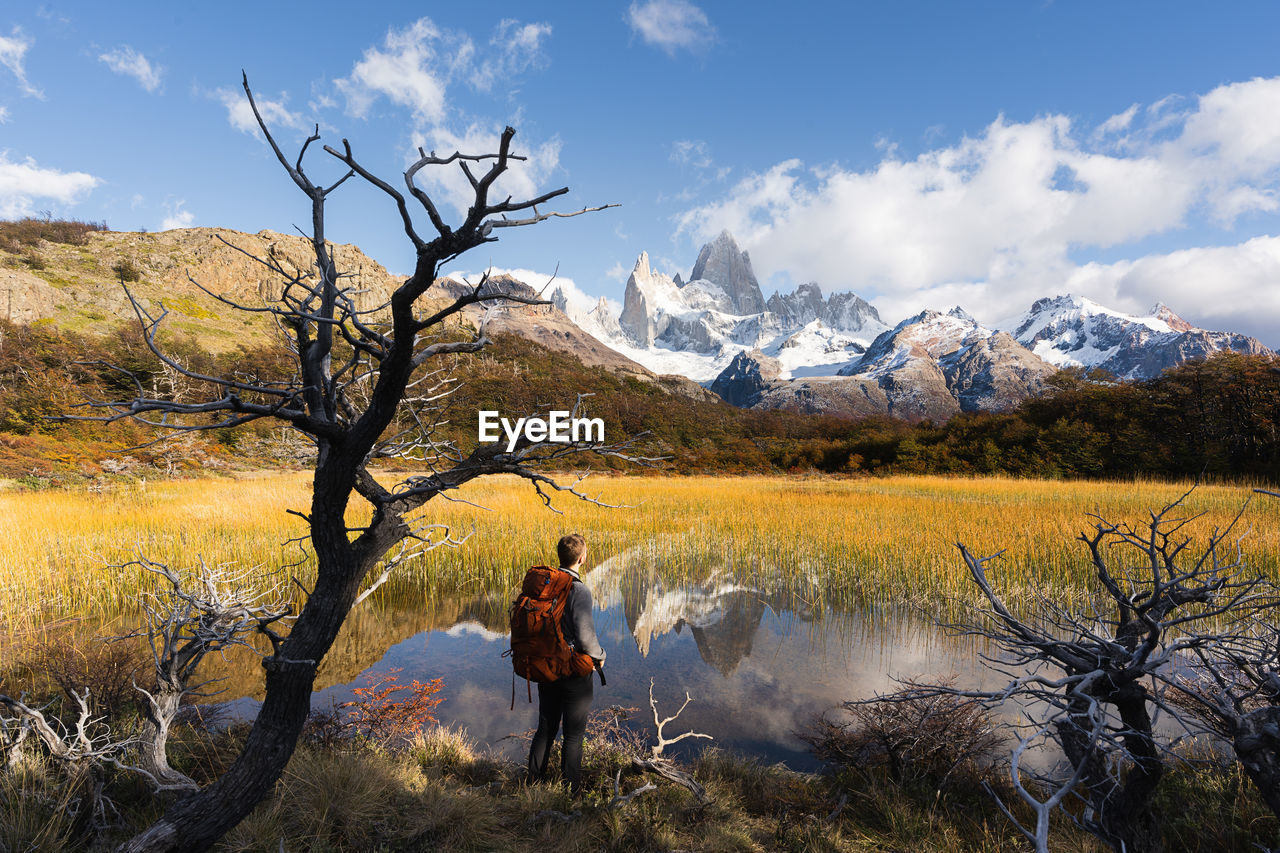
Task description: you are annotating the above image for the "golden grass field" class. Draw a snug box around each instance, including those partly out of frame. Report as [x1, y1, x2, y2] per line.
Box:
[2, 472, 1278, 646]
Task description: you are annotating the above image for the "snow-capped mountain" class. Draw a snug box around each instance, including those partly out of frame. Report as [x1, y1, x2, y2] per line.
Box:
[997, 295, 1270, 380]
[546, 233, 1271, 420]
[557, 231, 887, 381]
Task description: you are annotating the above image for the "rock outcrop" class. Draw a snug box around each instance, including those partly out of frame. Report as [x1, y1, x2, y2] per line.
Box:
[942, 331, 1057, 412]
[710, 349, 782, 407]
[689, 230, 766, 315]
[0, 227, 403, 351]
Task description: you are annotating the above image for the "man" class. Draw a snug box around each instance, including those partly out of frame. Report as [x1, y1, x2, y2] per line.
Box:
[526, 533, 606, 795]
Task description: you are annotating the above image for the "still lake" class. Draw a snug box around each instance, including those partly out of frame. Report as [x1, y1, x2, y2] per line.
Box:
[226, 548, 995, 771]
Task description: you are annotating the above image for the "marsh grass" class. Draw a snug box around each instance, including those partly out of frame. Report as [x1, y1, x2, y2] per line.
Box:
[3, 473, 1277, 649]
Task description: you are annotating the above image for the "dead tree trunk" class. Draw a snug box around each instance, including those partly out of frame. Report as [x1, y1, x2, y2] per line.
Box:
[92, 73, 630, 853]
[912, 489, 1273, 853]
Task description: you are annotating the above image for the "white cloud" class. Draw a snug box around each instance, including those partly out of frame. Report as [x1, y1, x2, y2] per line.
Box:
[411, 123, 561, 219]
[160, 199, 194, 230]
[215, 87, 303, 136]
[627, 0, 715, 56]
[676, 76, 1280, 343]
[441, 266, 620, 318]
[671, 139, 712, 169]
[476, 19, 551, 91]
[336, 17, 551, 119]
[0, 27, 41, 98]
[98, 46, 163, 93]
[606, 261, 628, 283]
[0, 152, 100, 218]
[338, 18, 457, 122]
[0, 106, 8, 124]
[331, 18, 560, 230]
[1094, 103, 1138, 139]
[1062, 237, 1280, 343]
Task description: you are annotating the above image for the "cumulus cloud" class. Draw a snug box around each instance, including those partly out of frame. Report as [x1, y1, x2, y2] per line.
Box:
[411, 123, 561, 218]
[215, 87, 303, 136]
[676, 76, 1280, 343]
[1063, 237, 1280, 343]
[338, 18, 457, 122]
[0, 27, 40, 98]
[626, 0, 715, 56]
[330, 17, 560, 223]
[476, 19, 551, 91]
[0, 152, 100, 218]
[336, 17, 550, 120]
[606, 261, 629, 283]
[98, 46, 163, 93]
[160, 199, 194, 230]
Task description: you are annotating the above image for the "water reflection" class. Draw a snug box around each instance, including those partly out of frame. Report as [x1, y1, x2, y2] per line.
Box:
[227, 550, 995, 770]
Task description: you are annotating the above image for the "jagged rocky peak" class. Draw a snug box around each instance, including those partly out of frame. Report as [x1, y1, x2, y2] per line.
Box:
[827, 290, 882, 330]
[710, 348, 782, 407]
[619, 252, 663, 346]
[766, 281, 884, 335]
[766, 282, 825, 326]
[689, 230, 766, 315]
[1150, 302, 1193, 333]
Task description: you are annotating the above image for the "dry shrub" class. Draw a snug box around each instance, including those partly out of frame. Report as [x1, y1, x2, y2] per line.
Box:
[0, 216, 107, 251]
[803, 680, 1002, 789]
[22, 633, 149, 718]
[110, 258, 142, 282]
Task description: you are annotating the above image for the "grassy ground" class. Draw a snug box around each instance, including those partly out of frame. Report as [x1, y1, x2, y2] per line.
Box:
[2, 472, 1277, 642]
[0, 718, 1061, 852]
[3, 713, 1275, 852]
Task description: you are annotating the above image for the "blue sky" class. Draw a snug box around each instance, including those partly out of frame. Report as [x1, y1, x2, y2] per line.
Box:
[4, 1, 1280, 343]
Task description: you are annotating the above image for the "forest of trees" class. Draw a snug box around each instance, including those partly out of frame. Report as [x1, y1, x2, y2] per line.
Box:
[1, 316, 1277, 484]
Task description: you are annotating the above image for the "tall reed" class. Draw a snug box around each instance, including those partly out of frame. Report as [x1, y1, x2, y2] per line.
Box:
[2, 473, 1276, 646]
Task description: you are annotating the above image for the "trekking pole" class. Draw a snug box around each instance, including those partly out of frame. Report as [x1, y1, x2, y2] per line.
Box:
[595, 661, 607, 686]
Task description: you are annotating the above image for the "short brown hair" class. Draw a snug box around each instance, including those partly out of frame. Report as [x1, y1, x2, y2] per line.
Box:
[557, 533, 587, 567]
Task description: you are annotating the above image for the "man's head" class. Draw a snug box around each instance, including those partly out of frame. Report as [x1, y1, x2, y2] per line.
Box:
[557, 533, 587, 569]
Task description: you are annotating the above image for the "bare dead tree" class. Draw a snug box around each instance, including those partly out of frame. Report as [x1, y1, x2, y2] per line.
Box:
[0, 689, 124, 840]
[1169, 489, 1280, 819]
[58, 73, 641, 853]
[624, 678, 713, 803]
[895, 489, 1273, 853]
[120, 557, 293, 792]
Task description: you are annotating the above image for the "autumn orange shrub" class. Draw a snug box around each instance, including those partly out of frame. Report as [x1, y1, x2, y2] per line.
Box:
[323, 668, 445, 747]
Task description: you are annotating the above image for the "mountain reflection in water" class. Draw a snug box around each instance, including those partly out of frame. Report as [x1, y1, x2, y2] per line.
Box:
[229, 550, 993, 769]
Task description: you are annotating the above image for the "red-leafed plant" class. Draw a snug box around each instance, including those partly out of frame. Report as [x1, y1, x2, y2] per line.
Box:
[338, 668, 445, 746]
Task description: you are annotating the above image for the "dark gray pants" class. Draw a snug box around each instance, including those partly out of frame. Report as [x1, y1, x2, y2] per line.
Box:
[527, 672, 593, 792]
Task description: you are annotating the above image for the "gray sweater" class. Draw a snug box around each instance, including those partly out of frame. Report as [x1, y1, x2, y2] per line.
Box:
[560, 566, 605, 663]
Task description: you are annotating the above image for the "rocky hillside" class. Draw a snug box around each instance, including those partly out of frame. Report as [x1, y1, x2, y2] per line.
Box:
[0, 224, 715, 405]
[0, 227, 403, 350]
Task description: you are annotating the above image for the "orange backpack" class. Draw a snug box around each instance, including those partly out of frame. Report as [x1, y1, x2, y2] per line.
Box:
[507, 566, 595, 706]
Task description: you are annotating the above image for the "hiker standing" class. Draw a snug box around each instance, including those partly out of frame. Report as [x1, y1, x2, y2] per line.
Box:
[523, 533, 606, 794]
